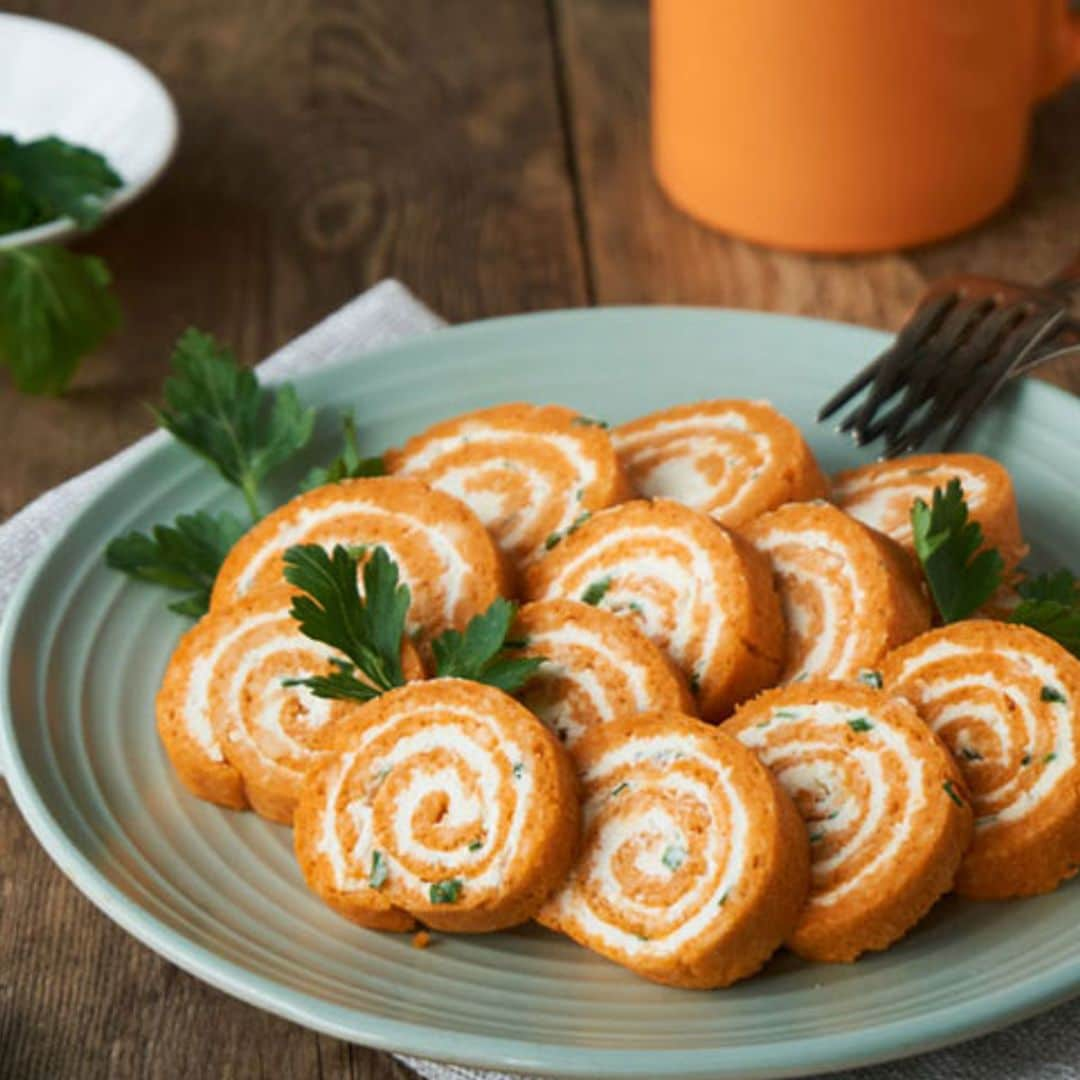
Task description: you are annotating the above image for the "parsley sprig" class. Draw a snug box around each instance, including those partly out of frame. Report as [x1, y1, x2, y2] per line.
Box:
[910, 479, 1004, 623]
[281, 544, 542, 700]
[0, 133, 124, 395]
[300, 413, 386, 492]
[282, 544, 410, 701]
[105, 510, 246, 617]
[154, 330, 315, 521]
[1010, 570, 1080, 657]
[432, 597, 544, 694]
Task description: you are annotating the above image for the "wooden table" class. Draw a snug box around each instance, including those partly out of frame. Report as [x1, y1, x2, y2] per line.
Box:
[2, 3, 1078, 1077]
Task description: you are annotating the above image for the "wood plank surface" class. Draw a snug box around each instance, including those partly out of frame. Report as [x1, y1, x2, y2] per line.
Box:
[2, 1, 1079, 1078]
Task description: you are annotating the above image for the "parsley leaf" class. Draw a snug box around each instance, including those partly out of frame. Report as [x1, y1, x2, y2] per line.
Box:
[1010, 570, 1080, 658]
[0, 245, 120, 394]
[910, 479, 1004, 623]
[432, 597, 544, 693]
[283, 544, 410, 698]
[300, 413, 385, 492]
[154, 330, 315, 520]
[105, 510, 246, 617]
[0, 134, 122, 229]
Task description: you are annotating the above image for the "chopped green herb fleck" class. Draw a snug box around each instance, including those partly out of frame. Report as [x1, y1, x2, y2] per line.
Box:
[572, 415, 609, 429]
[567, 511, 591, 535]
[977, 814, 999, 827]
[636, 933, 649, 942]
[661, 845, 686, 872]
[512, 762, 524, 779]
[544, 532, 561, 551]
[575, 487, 584, 502]
[827, 811, 839, 820]
[960, 747, 983, 762]
[1045, 752, 1058, 764]
[429, 879, 463, 904]
[468, 839, 483, 852]
[809, 830, 825, 844]
[1022, 753, 1032, 766]
[792, 672, 809, 683]
[582, 577, 612, 606]
[858, 669, 884, 689]
[370, 850, 388, 889]
[1042, 685, 1067, 704]
[943, 780, 964, 807]
[611, 781, 629, 798]
[718, 891, 729, 906]
[628, 600, 644, 615]
[847, 717, 873, 733]
[774, 709, 798, 719]
[755, 718, 771, 729]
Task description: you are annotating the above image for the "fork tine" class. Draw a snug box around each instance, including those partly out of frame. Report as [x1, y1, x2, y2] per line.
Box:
[871, 303, 1024, 453]
[939, 310, 1067, 452]
[850, 295, 987, 444]
[817, 292, 953, 424]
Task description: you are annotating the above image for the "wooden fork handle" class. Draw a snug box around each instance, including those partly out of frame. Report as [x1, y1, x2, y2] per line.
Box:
[1043, 250, 1080, 294]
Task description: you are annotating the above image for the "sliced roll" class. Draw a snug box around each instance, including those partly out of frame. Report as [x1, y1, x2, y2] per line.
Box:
[882, 621, 1080, 899]
[211, 477, 510, 648]
[539, 711, 809, 989]
[525, 499, 785, 722]
[384, 403, 631, 571]
[294, 679, 579, 933]
[613, 399, 827, 527]
[832, 453, 1027, 571]
[156, 585, 424, 822]
[742, 501, 931, 683]
[724, 680, 972, 963]
[512, 599, 694, 751]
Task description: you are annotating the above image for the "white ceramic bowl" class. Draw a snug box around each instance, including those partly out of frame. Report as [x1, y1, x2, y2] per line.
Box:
[0, 13, 179, 249]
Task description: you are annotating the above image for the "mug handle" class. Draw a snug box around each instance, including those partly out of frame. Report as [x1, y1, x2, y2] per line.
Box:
[1034, 0, 1080, 99]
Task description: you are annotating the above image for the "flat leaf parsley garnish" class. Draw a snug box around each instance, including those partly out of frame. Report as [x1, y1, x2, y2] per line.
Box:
[154, 329, 315, 522]
[1010, 570, 1080, 659]
[910, 479, 1004, 623]
[282, 544, 410, 701]
[0, 245, 120, 394]
[301, 413, 386, 492]
[105, 510, 246, 618]
[0, 134, 122, 229]
[429, 879, 463, 904]
[431, 597, 544, 694]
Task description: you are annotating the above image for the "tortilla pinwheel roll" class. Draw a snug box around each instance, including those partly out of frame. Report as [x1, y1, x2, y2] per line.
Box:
[613, 399, 827, 528]
[539, 711, 809, 989]
[724, 680, 972, 963]
[294, 679, 579, 933]
[384, 403, 632, 572]
[511, 599, 695, 750]
[742, 501, 931, 683]
[525, 499, 785, 721]
[210, 477, 510, 649]
[882, 621, 1080, 900]
[832, 453, 1027, 571]
[156, 585, 423, 822]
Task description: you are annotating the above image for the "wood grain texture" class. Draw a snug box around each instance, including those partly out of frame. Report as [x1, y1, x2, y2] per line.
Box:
[2, 1, 1079, 1077]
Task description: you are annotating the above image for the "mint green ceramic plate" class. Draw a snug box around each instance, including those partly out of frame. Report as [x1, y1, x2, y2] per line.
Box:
[3, 309, 1079, 1078]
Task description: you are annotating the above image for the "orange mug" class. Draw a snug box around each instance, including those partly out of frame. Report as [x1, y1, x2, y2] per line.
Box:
[652, 0, 1080, 253]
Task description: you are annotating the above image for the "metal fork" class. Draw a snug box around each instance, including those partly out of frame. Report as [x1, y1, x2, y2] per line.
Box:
[818, 252, 1080, 457]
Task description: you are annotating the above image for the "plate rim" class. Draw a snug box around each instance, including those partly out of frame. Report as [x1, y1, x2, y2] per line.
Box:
[3, 305, 1080, 1078]
[0, 12, 180, 250]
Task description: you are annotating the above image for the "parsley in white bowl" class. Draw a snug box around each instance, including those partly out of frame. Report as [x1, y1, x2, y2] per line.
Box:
[0, 12, 178, 250]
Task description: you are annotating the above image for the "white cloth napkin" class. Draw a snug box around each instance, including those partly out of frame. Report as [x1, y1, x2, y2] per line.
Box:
[2, 280, 1077, 1080]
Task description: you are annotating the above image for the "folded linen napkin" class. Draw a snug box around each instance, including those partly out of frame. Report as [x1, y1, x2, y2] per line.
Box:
[1, 279, 1076, 1080]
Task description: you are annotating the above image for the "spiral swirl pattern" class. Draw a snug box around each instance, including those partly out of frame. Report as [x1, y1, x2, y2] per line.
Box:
[210, 477, 509, 647]
[883, 621, 1080, 899]
[613, 399, 826, 527]
[526, 499, 784, 721]
[513, 599, 694, 749]
[743, 501, 930, 682]
[294, 679, 578, 933]
[832, 453, 1027, 569]
[540, 711, 809, 988]
[725, 680, 970, 961]
[156, 585, 424, 823]
[386, 403, 631, 569]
